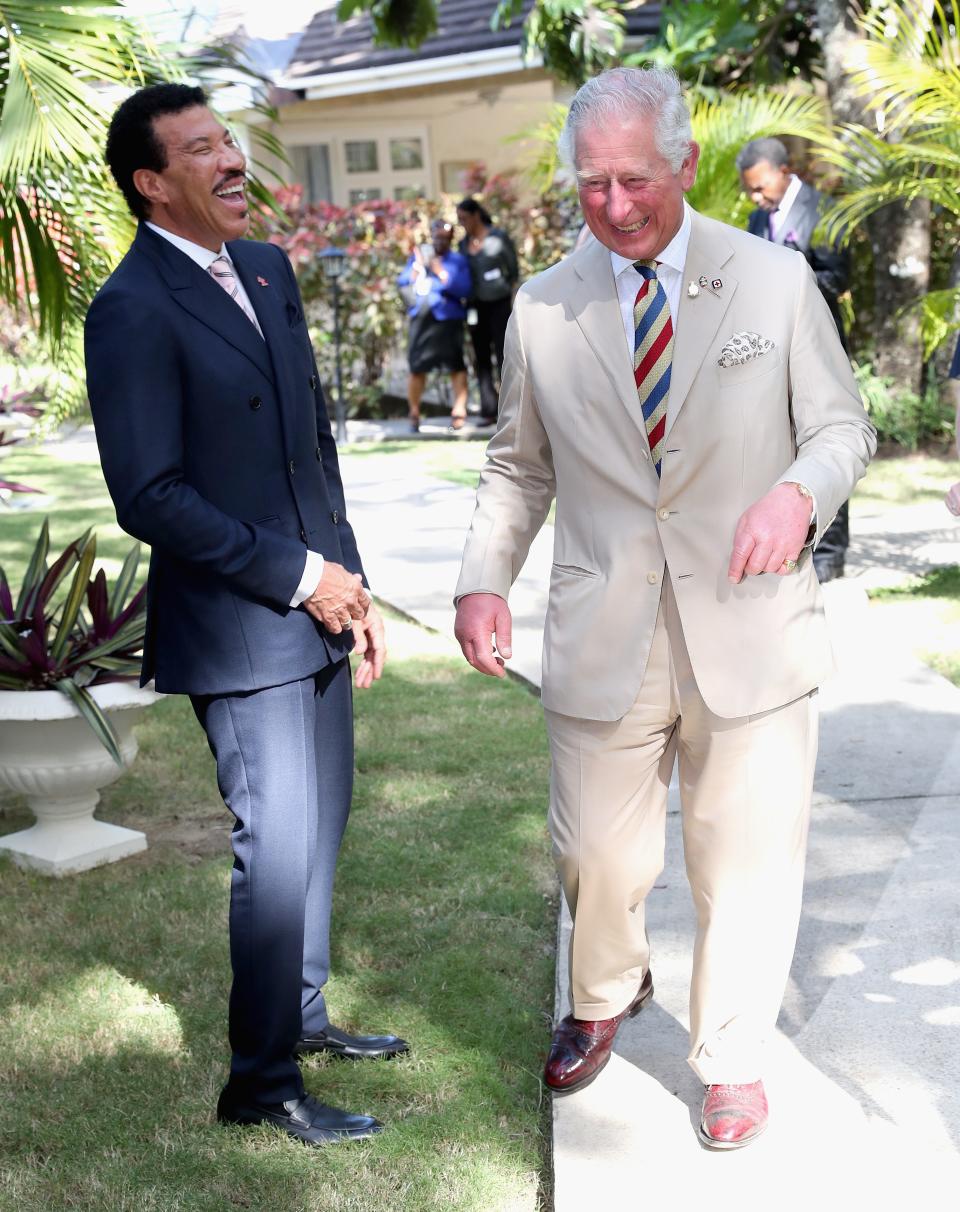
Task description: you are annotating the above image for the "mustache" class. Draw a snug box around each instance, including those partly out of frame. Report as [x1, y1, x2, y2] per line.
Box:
[212, 173, 247, 194]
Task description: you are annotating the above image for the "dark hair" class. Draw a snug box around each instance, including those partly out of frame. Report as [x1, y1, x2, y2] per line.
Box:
[105, 83, 208, 220]
[735, 137, 790, 175]
[457, 196, 492, 226]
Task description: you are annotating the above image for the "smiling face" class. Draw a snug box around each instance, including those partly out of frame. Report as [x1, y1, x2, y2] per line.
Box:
[739, 159, 792, 212]
[431, 221, 453, 255]
[575, 115, 698, 261]
[132, 105, 249, 250]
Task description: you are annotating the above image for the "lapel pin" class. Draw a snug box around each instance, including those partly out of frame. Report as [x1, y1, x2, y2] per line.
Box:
[698, 275, 709, 288]
[711, 278, 723, 291]
[256, 275, 269, 287]
[686, 281, 700, 298]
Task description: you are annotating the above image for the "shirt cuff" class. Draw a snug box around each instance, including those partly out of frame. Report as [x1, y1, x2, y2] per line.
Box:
[290, 550, 325, 607]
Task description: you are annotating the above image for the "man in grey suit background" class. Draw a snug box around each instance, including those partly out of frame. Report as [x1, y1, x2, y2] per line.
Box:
[738, 136, 853, 582]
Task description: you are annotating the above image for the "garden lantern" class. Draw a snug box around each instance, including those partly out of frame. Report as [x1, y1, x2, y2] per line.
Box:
[319, 246, 348, 444]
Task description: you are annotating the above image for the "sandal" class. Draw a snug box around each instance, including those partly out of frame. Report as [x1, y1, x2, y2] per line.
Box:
[449, 415, 467, 432]
[407, 414, 420, 433]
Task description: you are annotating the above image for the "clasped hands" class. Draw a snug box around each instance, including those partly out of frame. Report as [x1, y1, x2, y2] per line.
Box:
[455, 483, 814, 679]
[303, 561, 385, 689]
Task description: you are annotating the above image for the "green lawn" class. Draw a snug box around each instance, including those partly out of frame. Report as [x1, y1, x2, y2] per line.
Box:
[850, 450, 960, 514]
[0, 446, 556, 1212]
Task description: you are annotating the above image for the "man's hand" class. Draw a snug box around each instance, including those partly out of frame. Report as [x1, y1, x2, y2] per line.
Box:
[349, 602, 386, 689]
[454, 592, 512, 678]
[303, 561, 370, 633]
[728, 483, 813, 583]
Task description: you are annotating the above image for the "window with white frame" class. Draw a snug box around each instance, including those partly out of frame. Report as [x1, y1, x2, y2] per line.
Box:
[334, 129, 430, 206]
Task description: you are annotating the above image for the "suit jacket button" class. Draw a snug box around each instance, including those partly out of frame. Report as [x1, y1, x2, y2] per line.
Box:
[249, 395, 262, 410]
[299, 527, 307, 542]
[316, 446, 322, 460]
[288, 459, 296, 475]
[310, 375, 317, 390]
[331, 510, 339, 524]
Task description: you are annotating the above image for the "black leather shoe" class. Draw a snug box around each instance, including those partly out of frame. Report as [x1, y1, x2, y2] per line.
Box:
[217, 1090, 382, 1145]
[294, 1023, 410, 1060]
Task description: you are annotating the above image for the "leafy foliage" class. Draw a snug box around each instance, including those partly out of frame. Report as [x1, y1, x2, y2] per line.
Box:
[0, 381, 43, 497]
[629, 0, 821, 89]
[264, 173, 578, 413]
[814, 0, 960, 354]
[686, 89, 829, 221]
[494, 0, 626, 86]
[0, 521, 146, 764]
[853, 360, 953, 449]
[336, 0, 438, 47]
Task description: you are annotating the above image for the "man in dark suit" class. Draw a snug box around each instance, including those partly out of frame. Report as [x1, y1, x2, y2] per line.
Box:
[85, 83, 407, 1147]
[737, 137, 852, 582]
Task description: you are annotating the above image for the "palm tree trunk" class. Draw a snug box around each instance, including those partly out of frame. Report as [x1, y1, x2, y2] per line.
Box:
[816, 0, 929, 394]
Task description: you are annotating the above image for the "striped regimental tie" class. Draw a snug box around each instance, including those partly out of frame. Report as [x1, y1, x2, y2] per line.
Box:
[632, 260, 673, 477]
[208, 255, 263, 335]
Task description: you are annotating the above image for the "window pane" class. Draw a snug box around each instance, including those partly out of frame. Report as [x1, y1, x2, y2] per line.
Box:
[349, 187, 382, 204]
[345, 140, 378, 173]
[394, 185, 425, 201]
[390, 137, 423, 171]
[440, 161, 472, 194]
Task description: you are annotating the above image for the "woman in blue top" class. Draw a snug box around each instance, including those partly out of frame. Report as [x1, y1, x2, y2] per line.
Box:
[397, 218, 473, 432]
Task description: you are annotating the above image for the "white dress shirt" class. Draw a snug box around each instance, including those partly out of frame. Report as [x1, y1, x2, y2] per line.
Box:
[611, 202, 691, 433]
[769, 174, 803, 242]
[146, 222, 323, 605]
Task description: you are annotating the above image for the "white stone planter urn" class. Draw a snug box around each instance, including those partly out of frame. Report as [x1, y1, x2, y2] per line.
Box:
[0, 682, 162, 877]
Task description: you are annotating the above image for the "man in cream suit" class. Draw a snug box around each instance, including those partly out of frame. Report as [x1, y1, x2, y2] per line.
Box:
[453, 67, 875, 1149]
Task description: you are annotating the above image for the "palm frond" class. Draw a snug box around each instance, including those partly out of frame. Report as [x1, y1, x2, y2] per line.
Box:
[687, 89, 830, 221]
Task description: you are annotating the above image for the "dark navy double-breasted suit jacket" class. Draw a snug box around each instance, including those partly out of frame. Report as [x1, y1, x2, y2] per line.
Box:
[85, 223, 363, 696]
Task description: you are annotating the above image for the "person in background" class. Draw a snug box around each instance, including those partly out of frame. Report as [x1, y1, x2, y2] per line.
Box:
[945, 334, 960, 516]
[397, 218, 472, 432]
[456, 197, 520, 425]
[737, 136, 853, 583]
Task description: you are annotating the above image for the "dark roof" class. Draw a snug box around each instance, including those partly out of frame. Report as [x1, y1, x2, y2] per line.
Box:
[286, 0, 662, 81]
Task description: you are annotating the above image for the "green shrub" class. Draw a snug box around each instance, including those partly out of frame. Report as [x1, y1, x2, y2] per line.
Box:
[853, 361, 953, 449]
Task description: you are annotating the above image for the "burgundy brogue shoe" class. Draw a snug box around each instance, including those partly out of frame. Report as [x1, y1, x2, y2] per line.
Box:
[543, 969, 654, 1096]
[698, 1080, 769, 1149]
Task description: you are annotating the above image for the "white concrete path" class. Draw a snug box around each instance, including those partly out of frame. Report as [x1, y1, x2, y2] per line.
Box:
[341, 446, 960, 1211]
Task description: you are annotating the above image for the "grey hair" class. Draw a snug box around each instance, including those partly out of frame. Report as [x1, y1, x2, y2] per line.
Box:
[558, 67, 693, 174]
[735, 137, 789, 174]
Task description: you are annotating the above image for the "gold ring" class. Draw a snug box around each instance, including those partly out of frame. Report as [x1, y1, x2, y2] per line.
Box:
[782, 557, 798, 571]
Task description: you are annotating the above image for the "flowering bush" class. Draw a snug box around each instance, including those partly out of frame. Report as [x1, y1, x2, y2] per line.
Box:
[261, 169, 581, 415]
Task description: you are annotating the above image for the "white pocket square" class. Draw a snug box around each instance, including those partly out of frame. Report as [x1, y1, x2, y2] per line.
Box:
[717, 332, 775, 368]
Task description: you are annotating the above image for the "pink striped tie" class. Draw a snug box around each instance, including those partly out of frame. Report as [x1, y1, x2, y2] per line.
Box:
[208, 256, 261, 332]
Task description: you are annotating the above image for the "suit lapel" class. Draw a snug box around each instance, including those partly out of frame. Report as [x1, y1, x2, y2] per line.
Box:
[668, 211, 737, 430]
[571, 239, 649, 442]
[230, 241, 305, 451]
[134, 225, 275, 384]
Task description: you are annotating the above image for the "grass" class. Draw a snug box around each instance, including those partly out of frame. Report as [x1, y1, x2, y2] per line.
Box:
[0, 444, 557, 1212]
[850, 449, 960, 514]
[868, 565, 960, 687]
[341, 438, 489, 492]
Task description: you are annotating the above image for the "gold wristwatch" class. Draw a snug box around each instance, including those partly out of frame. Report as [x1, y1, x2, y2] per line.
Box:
[786, 482, 816, 545]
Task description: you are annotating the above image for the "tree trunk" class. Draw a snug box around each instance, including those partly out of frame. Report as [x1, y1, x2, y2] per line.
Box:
[815, 0, 929, 394]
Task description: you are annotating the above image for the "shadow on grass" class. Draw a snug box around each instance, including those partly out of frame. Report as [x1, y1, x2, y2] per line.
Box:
[0, 652, 557, 1212]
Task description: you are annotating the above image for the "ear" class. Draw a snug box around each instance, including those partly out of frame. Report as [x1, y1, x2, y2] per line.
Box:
[132, 167, 167, 210]
[681, 142, 701, 192]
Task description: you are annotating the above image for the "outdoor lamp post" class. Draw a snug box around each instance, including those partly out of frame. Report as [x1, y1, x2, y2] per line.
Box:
[319, 246, 348, 444]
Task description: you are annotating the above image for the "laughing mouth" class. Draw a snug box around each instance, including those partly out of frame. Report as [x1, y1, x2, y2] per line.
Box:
[214, 178, 246, 200]
[613, 215, 651, 234]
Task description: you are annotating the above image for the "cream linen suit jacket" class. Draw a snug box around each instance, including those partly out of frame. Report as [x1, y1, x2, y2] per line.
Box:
[455, 207, 876, 722]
